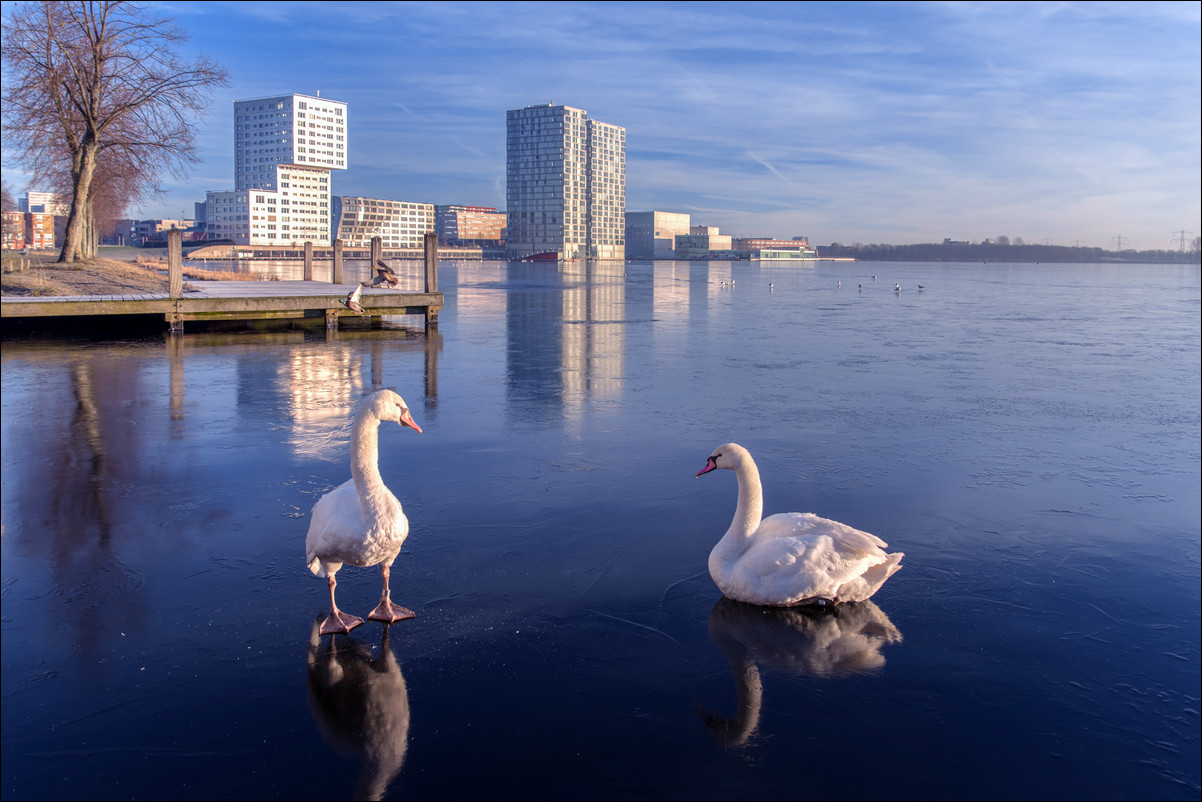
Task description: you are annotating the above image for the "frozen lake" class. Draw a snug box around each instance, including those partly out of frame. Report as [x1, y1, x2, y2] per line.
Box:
[2, 259, 1199, 800]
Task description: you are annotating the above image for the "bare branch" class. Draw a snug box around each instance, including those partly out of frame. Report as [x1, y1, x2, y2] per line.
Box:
[2, 0, 229, 261]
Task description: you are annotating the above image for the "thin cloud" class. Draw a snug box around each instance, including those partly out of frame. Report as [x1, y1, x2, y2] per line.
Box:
[5, 0, 1196, 250]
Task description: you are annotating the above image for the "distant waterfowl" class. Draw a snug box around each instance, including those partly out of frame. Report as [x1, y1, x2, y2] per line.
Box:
[339, 284, 366, 315]
[306, 390, 423, 635]
[894, 283, 901, 292]
[917, 284, 925, 291]
[695, 443, 903, 606]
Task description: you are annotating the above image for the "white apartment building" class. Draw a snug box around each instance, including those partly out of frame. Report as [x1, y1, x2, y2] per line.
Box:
[506, 104, 626, 261]
[207, 93, 346, 246]
[332, 197, 434, 250]
[18, 191, 70, 215]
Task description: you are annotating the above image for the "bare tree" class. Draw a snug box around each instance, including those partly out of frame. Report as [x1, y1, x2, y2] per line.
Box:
[0, 180, 14, 212]
[1, 1, 228, 262]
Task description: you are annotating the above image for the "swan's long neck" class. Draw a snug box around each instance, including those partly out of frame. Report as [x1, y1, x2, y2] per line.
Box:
[711, 452, 765, 577]
[727, 454, 764, 541]
[350, 407, 388, 517]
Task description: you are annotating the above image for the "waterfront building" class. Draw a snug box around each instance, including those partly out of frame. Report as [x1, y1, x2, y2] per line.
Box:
[732, 236, 817, 260]
[333, 196, 435, 250]
[675, 225, 733, 259]
[435, 205, 506, 248]
[505, 103, 625, 261]
[206, 92, 347, 246]
[625, 211, 691, 259]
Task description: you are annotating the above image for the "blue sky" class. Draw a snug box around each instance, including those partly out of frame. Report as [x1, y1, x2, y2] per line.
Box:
[5, 1, 1200, 249]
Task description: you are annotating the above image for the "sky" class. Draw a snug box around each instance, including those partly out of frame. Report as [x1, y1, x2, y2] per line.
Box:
[3, 0, 1200, 250]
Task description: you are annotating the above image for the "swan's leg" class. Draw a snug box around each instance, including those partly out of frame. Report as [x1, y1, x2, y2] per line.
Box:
[368, 562, 415, 624]
[320, 571, 364, 635]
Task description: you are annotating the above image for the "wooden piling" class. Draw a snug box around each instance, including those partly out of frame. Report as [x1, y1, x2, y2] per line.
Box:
[303, 242, 314, 280]
[168, 229, 183, 300]
[332, 240, 344, 284]
[424, 232, 439, 292]
[371, 236, 382, 265]
[424, 232, 439, 328]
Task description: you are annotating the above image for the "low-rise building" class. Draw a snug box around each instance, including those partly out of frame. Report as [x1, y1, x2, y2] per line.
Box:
[135, 219, 195, 246]
[732, 236, 817, 260]
[625, 211, 690, 259]
[24, 212, 59, 250]
[332, 196, 434, 250]
[435, 205, 506, 247]
[2, 210, 27, 250]
[675, 225, 733, 258]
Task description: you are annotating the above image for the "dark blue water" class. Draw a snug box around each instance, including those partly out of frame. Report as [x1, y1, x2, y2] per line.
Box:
[3, 260, 1199, 800]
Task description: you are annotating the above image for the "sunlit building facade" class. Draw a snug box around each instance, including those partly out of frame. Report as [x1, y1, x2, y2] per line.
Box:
[435, 205, 506, 247]
[206, 93, 346, 246]
[625, 211, 691, 259]
[505, 103, 625, 261]
[332, 197, 435, 250]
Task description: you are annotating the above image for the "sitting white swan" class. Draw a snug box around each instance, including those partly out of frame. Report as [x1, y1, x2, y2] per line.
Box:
[306, 390, 422, 635]
[696, 443, 903, 606]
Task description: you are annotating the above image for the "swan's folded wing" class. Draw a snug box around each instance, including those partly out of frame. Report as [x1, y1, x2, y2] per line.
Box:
[305, 480, 369, 565]
[760, 512, 890, 555]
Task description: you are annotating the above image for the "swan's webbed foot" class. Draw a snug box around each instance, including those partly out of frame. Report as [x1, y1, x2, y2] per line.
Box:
[320, 610, 364, 635]
[368, 600, 415, 624]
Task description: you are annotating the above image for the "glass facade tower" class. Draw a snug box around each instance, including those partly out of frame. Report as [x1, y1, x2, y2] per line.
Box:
[505, 104, 625, 260]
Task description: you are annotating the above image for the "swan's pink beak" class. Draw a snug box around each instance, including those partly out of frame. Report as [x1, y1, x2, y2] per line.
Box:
[695, 457, 717, 477]
[400, 411, 422, 434]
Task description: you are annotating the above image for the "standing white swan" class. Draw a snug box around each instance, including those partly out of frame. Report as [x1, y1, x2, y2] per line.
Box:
[306, 390, 423, 635]
[695, 443, 903, 606]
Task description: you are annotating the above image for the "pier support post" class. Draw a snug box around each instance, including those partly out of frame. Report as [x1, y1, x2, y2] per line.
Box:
[168, 229, 183, 299]
[371, 236, 382, 265]
[332, 240, 344, 284]
[304, 242, 314, 281]
[424, 232, 439, 329]
[325, 310, 339, 330]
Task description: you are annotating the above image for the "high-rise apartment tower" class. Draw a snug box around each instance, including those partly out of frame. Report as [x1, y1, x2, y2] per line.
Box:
[207, 93, 347, 246]
[505, 104, 625, 260]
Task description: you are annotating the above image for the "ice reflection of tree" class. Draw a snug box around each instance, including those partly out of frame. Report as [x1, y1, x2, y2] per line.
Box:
[8, 358, 153, 656]
[307, 619, 411, 801]
[700, 598, 903, 748]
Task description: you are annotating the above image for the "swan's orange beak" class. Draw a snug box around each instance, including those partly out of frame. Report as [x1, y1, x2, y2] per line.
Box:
[400, 411, 422, 434]
[695, 457, 717, 477]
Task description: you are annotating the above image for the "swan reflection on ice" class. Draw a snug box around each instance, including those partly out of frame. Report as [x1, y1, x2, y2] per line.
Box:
[306, 617, 411, 801]
[699, 597, 903, 748]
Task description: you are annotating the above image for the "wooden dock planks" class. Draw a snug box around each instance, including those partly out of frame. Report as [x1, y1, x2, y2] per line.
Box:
[1, 281, 443, 331]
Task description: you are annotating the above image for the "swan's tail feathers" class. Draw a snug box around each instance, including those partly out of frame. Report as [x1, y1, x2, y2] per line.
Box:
[864, 551, 904, 590]
[307, 554, 328, 578]
[838, 552, 904, 603]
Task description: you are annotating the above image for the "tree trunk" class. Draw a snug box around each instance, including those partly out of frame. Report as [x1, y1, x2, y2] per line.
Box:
[59, 139, 98, 263]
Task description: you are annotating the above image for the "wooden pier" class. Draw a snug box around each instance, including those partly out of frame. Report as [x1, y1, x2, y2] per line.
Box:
[1, 232, 443, 334]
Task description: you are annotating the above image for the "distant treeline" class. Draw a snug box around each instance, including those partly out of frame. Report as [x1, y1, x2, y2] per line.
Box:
[817, 241, 1201, 264]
